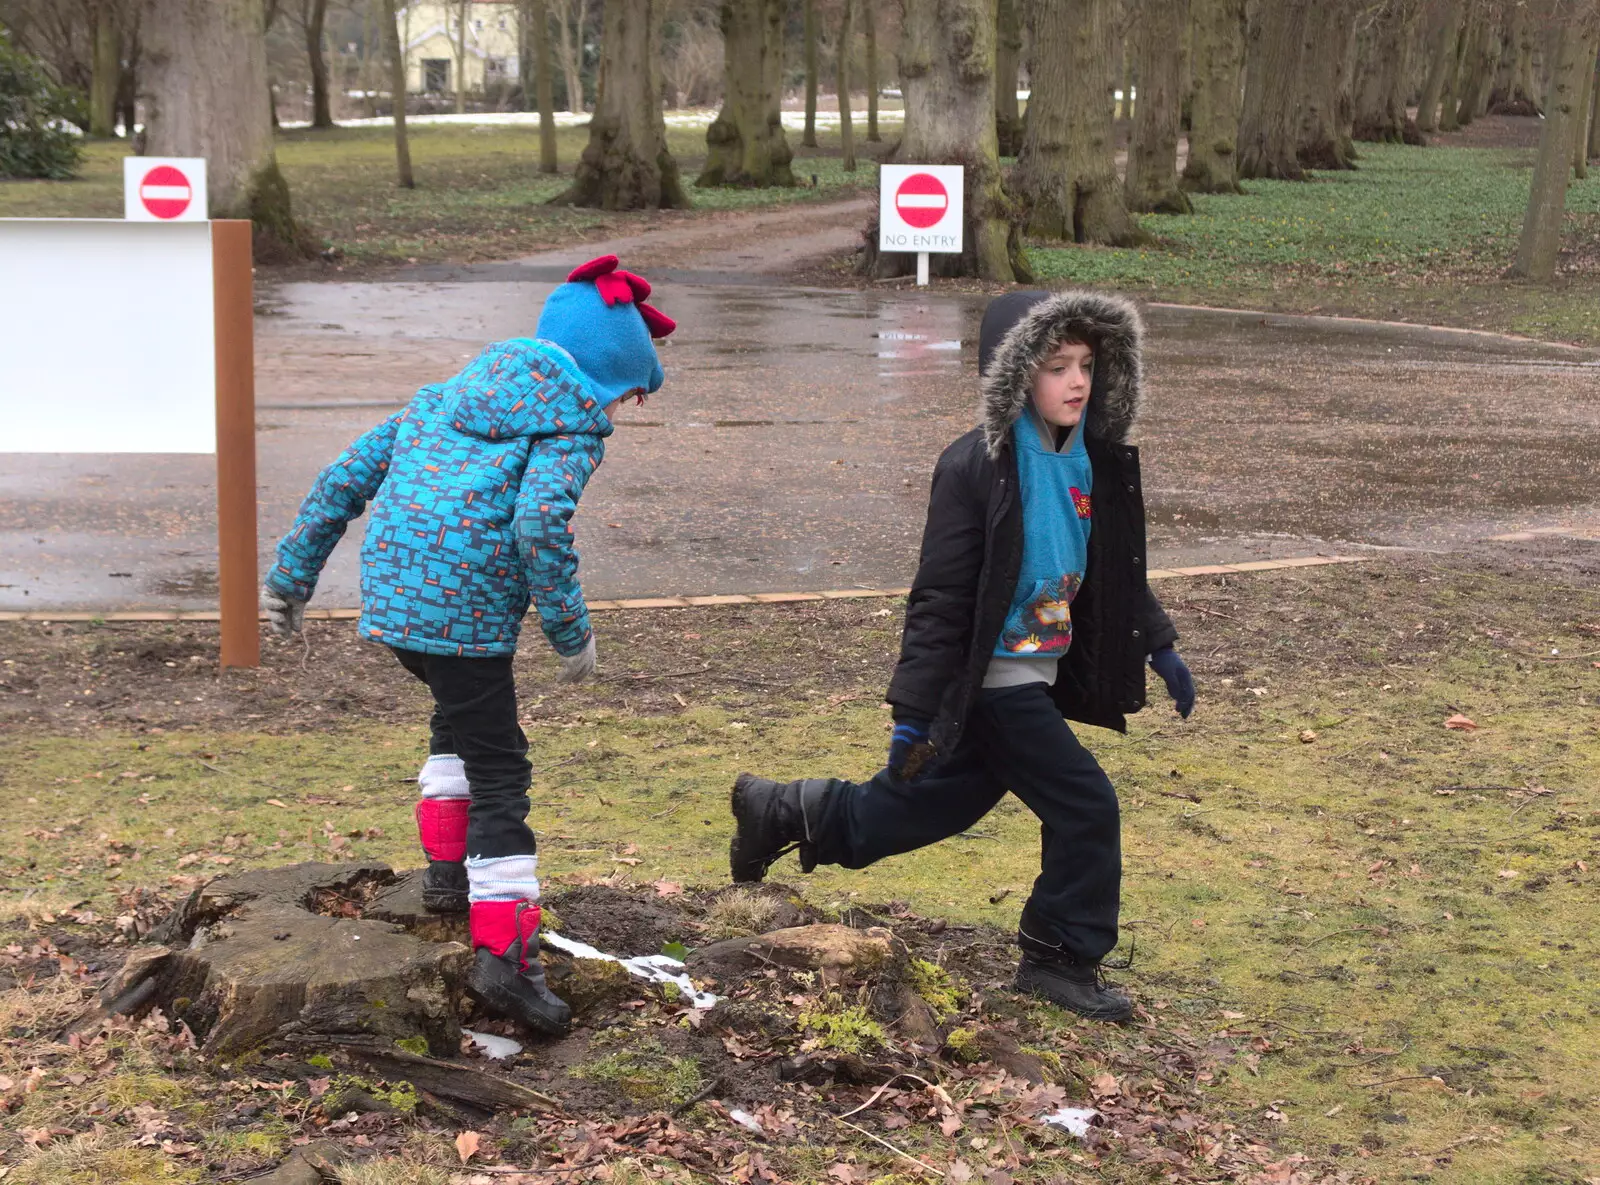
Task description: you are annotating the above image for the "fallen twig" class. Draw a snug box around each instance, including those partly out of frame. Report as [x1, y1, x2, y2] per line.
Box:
[836, 1072, 942, 1121]
[830, 1115, 941, 1177]
[1362, 1075, 1442, 1088]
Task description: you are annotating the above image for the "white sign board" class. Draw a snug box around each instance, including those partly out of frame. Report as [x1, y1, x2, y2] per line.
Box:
[878, 164, 965, 254]
[124, 157, 208, 222]
[0, 220, 217, 452]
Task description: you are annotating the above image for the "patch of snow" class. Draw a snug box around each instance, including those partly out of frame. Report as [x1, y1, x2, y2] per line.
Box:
[1039, 1107, 1099, 1138]
[541, 930, 719, 1009]
[463, 1029, 523, 1059]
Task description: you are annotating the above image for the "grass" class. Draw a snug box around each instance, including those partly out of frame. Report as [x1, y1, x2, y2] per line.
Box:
[1031, 142, 1600, 343]
[2, 557, 1598, 1180]
[0, 120, 881, 266]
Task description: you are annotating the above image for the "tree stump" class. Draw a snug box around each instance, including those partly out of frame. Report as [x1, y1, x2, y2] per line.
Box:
[127, 862, 471, 1057]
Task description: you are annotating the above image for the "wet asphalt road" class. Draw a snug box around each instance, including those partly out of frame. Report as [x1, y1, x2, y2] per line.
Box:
[3, 275, 1599, 612]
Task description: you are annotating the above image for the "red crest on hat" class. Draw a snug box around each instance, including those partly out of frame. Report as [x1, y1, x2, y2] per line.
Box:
[566, 255, 677, 339]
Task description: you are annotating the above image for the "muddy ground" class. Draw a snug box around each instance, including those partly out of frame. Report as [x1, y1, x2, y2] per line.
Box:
[1, 873, 1353, 1184]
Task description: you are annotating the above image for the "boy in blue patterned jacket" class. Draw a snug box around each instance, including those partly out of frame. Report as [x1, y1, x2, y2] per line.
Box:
[260, 256, 675, 1035]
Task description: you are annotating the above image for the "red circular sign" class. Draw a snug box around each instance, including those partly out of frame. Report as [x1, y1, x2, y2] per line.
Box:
[895, 172, 949, 230]
[140, 164, 193, 220]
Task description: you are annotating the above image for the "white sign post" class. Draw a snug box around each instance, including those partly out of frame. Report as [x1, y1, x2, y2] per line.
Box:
[0, 214, 260, 668]
[878, 163, 965, 287]
[124, 157, 209, 223]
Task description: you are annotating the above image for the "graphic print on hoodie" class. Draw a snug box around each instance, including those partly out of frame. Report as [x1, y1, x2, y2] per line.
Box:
[994, 411, 1093, 658]
[267, 338, 611, 658]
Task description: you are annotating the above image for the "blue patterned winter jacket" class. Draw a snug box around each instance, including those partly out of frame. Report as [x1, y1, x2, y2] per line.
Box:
[266, 339, 611, 658]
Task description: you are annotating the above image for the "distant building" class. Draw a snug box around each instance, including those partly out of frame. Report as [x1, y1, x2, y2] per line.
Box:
[399, 0, 520, 96]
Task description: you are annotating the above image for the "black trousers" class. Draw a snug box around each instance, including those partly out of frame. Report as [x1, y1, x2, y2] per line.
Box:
[811, 682, 1121, 962]
[391, 647, 535, 861]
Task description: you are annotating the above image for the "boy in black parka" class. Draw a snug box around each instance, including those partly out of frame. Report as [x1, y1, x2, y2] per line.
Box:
[727, 291, 1195, 1021]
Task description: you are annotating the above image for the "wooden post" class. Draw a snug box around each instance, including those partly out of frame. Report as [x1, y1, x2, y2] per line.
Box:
[211, 220, 259, 669]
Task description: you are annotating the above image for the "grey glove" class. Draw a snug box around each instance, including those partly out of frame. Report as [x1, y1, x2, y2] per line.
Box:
[557, 635, 597, 683]
[261, 586, 307, 638]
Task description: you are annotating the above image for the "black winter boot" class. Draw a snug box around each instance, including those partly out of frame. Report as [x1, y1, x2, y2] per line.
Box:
[1014, 922, 1132, 1022]
[421, 859, 468, 914]
[466, 900, 572, 1036]
[729, 774, 829, 883]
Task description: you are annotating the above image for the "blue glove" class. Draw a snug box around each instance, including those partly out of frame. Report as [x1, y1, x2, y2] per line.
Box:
[888, 718, 934, 780]
[1148, 646, 1195, 719]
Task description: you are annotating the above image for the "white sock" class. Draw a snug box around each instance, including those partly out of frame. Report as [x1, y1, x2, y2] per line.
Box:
[466, 853, 540, 904]
[419, 753, 469, 800]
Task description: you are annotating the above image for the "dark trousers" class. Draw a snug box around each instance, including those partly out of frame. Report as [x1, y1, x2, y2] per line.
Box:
[811, 682, 1122, 962]
[391, 647, 535, 861]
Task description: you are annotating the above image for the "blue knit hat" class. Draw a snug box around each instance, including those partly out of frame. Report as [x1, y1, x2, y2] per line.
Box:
[535, 255, 675, 404]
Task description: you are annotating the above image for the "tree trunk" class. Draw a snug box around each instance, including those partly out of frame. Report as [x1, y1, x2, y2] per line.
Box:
[1416, 0, 1462, 131]
[1485, 0, 1538, 112]
[454, 0, 469, 112]
[699, 0, 794, 186]
[554, 0, 688, 208]
[1182, 0, 1244, 192]
[1452, 6, 1496, 128]
[89, 1, 121, 138]
[1237, 0, 1309, 179]
[381, 0, 414, 187]
[532, 0, 558, 172]
[803, 0, 819, 146]
[1510, 19, 1591, 280]
[1013, 0, 1152, 243]
[143, 0, 307, 258]
[1126, 0, 1192, 211]
[1297, 0, 1357, 168]
[1589, 45, 1600, 159]
[557, 0, 586, 111]
[1351, 0, 1415, 143]
[838, 0, 856, 170]
[994, 0, 1022, 154]
[307, 0, 334, 127]
[865, 0, 880, 141]
[1437, 6, 1469, 131]
[1574, 32, 1596, 179]
[869, 0, 1027, 279]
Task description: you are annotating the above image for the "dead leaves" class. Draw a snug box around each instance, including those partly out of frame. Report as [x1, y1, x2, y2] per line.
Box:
[455, 1129, 483, 1163]
[1443, 713, 1478, 731]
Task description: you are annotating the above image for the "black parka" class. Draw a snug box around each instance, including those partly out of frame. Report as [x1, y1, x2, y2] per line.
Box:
[886, 291, 1177, 754]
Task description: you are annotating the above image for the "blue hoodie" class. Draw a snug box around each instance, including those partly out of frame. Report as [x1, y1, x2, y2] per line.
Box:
[267, 338, 611, 658]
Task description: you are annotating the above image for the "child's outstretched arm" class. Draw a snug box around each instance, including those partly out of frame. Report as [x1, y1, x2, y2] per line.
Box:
[513, 448, 595, 674]
[267, 411, 402, 606]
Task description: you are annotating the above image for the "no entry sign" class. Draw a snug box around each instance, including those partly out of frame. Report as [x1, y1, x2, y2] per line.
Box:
[879, 163, 964, 255]
[124, 157, 208, 222]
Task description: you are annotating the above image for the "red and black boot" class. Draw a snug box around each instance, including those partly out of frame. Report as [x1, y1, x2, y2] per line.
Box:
[466, 899, 572, 1036]
[415, 755, 469, 913]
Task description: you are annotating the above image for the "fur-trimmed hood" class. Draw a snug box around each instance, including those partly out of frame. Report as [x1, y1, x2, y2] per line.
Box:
[978, 291, 1145, 458]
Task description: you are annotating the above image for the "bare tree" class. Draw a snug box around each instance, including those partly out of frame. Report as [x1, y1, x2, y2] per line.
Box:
[520, 0, 557, 171]
[380, 0, 413, 186]
[452, 0, 468, 113]
[288, 0, 335, 127]
[699, 0, 793, 186]
[1451, 4, 1497, 127]
[1589, 44, 1600, 158]
[1575, 30, 1596, 177]
[1488, 0, 1540, 112]
[1014, 0, 1151, 243]
[1126, 0, 1191, 212]
[1237, 0, 1310, 179]
[864, 0, 1027, 280]
[838, 0, 856, 170]
[554, 0, 688, 208]
[1416, 0, 1463, 130]
[87, 0, 120, 136]
[556, 0, 587, 111]
[1510, 3, 1596, 280]
[1182, 0, 1245, 192]
[994, 0, 1022, 154]
[864, 0, 880, 140]
[142, 0, 307, 256]
[1297, 0, 1357, 167]
[803, 0, 819, 146]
